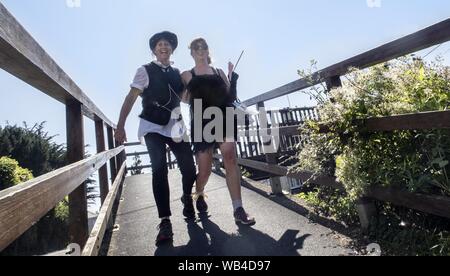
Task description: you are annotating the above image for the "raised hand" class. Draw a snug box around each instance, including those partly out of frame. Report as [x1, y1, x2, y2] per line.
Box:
[228, 62, 235, 80]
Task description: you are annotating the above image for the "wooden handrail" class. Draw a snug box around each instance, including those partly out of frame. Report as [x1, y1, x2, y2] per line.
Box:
[124, 142, 143, 147]
[243, 18, 450, 106]
[363, 110, 450, 131]
[0, 146, 124, 252]
[1, 3, 120, 249]
[222, 157, 450, 220]
[367, 187, 450, 220]
[238, 111, 450, 137]
[82, 162, 127, 256]
[2, 0, 448, 249]
[0, 2, 115, 128]
[231, 157, 344, 191]
[123, 143, 180, 171]
[127, 165, 152, 171]
[240, 125, 302, 137]
[319, 110, 450, 133]
[126, 151, 150, 157]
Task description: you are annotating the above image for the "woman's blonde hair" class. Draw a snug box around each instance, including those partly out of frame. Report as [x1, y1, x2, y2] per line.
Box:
[189, 38, 212, 64]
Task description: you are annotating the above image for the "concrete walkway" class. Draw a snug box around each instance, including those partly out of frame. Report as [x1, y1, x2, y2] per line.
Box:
[104, 171, 353, 256]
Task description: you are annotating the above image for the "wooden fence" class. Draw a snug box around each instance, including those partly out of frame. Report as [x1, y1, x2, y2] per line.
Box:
[0, 3, 125, 254]
[216, 18, 450, 229]
[2, 5, 447, 253]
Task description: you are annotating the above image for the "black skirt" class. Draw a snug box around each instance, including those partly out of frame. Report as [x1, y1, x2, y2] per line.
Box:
[188, 74, 237, 154]
[190, 105, 238, 154]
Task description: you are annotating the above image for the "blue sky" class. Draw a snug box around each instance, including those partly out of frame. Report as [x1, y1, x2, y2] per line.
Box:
[1, 0, 450, 150]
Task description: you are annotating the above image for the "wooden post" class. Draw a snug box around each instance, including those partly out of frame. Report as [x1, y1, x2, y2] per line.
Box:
[244, 106, 252, 159]
[292, 109, 300, 123]
[255, 111, 264, 154]
[66, 100, 89, 248]
[237, 142, 244, 158]
[257, 101, 282, 195]
[95, 120, 109, 205]
[326, 75, 342, 90]
[243, 137, 249, 158]
[306, 109, 313, 120]
[117, 147, 126, 170]
[356, 197, 377, 234]
[107, 126, 117, 181]
[116, 149, 122, 168]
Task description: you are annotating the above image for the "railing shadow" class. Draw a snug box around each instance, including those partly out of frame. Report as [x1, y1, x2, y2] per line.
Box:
[212, 170, 357, 241]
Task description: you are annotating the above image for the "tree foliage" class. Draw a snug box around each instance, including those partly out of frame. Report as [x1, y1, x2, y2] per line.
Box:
[0, 122, 98, 255]
[0, 122, 66, 177]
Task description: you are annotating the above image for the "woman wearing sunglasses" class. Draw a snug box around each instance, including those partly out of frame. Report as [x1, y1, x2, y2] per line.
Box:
[181, 38, 255, 225]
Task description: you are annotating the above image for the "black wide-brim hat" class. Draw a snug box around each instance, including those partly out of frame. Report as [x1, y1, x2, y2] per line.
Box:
[149, 31, 178, 51]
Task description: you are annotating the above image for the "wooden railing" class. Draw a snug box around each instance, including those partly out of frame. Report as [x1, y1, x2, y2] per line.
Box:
[223, 111, 450, 223]
[124, 142, 179, 171]
[228, 156, 450, 220]
[2, 2, 446, 253]
[0, 3, 125, 254]
[121, 14, 450, 229]
[248, 110, 450, 138]
[243, 18, 450, 107]
[224, 17, 450, 230]
[236, 107, 316, 159]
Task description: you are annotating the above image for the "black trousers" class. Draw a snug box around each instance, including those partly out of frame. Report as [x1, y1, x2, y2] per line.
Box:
[144, 133, 197, 218]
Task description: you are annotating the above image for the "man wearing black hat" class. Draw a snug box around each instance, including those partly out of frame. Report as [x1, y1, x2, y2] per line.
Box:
[115, 31, 197, 246]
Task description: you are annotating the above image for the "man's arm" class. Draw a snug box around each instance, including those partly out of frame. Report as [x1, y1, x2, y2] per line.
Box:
[115, 88, 142, 144]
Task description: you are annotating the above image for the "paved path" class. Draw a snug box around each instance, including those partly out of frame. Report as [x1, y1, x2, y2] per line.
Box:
[104, 171, 353, 256]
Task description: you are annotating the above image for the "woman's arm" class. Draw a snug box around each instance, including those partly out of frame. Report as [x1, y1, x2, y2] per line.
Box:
[180, 71, 192, 104]
[115, 87, 142, 144]
[218, 68, 231, 90]
[228, 62, 234, 81]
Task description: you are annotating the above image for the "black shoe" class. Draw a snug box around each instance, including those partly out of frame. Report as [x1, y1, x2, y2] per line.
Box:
[181, 194, 195, 219]
[234, 207, 256, 226]
[156, 219, 173, 246]
[196, 195, 208, 213]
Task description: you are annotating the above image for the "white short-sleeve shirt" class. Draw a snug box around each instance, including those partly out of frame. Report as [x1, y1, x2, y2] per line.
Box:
[131, 62, 186, 143]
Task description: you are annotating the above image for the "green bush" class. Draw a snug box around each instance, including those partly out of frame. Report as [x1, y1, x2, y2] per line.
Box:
[298, 187, 359, 225]
[293, 56, 450, 255]
[0, 123, 83, 255]
[0, 156, 33, 190]
[55, 197, 69, 222]
[294, 57, 450, 199]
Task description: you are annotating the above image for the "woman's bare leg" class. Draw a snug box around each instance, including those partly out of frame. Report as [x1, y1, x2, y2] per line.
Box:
[219, 142, 242, 201]
[195, 147, 214, 194]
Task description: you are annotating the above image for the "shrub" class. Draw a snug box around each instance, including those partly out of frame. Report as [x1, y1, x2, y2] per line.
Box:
[294, 57, 450, 199]
[0, 156, 33, 190]
[298, 187, 359, 226]
[293, 56, 450, 255]
[0, 123, 95, 255]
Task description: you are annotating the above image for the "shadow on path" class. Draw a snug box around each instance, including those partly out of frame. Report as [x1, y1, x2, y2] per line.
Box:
[155, 214, 310, 256]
